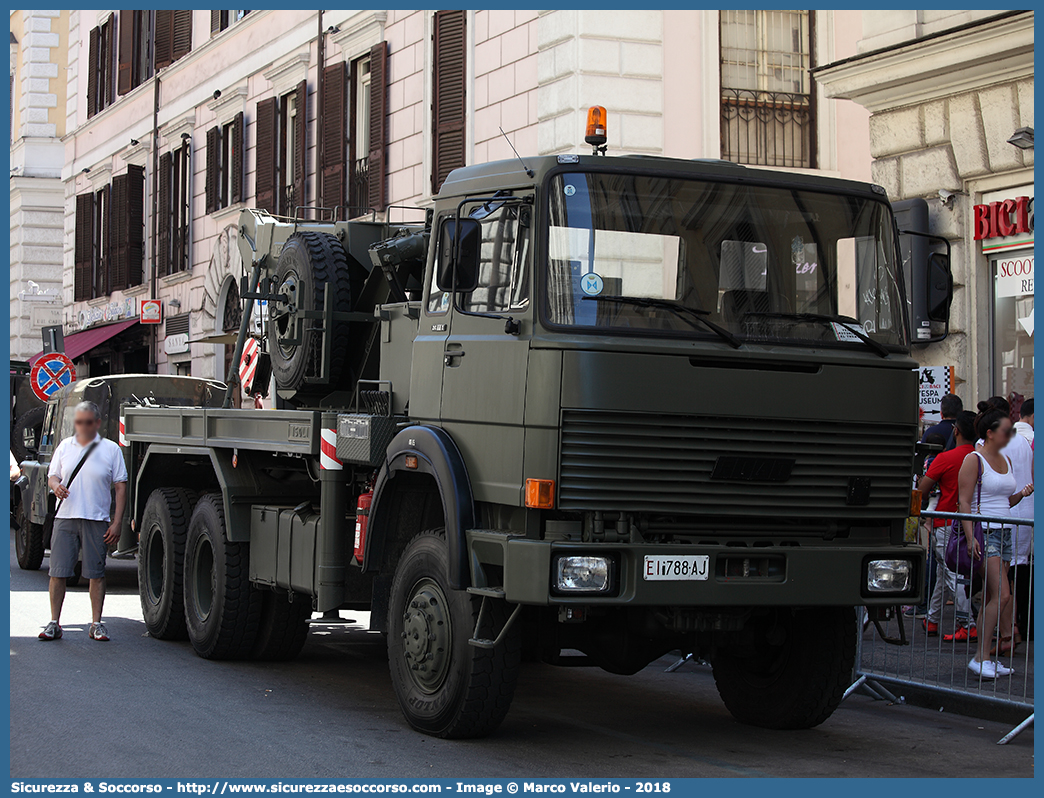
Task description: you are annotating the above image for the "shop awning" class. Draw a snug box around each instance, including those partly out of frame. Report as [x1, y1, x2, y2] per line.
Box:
[29, 318, 139, 366]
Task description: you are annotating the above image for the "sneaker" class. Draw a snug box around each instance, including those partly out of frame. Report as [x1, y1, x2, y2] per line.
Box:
[923, 619, 939, 636]
[945, 625, 977, 642]
[38, 621, 62, 641]
[968, 658, 997, 679]
[992, 660, 1013, 676]
[88, 622, 109, 642]
[902, 606, 917, 617]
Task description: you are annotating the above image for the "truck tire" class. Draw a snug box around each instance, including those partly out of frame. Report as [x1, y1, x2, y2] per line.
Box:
[387, 530, 522, 739]
[269, 232, 352, 399]
[252, 589, 312, 661]
[138, 488, 197, 640]
[11, 406, 46, 463]
[14, 498, 44, 571]
[183, 494, 261, 659]
[711, 606, 856, 730]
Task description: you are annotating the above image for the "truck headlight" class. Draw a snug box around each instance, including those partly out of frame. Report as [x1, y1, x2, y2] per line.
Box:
[866, 559, 912, 593]
[554, 555, 611, 593]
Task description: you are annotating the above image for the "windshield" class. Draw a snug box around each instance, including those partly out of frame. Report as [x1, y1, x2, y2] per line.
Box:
[545, 172, 907, 349]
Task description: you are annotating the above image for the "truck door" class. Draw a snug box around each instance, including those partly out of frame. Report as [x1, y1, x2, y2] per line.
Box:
[438, 199, 533, 507]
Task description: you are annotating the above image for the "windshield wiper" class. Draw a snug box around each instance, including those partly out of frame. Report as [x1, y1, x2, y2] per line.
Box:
[582, 295, 742, 349]
[743, 311, 890, 358]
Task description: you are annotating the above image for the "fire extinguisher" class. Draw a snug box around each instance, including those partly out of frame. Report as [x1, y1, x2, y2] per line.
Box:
[354, 490, 373, 565]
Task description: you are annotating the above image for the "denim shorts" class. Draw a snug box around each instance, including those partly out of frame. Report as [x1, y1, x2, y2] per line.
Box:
[983, 527, 1013, 561]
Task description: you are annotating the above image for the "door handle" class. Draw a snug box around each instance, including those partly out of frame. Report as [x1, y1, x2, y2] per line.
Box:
[443, 349, 466, 366]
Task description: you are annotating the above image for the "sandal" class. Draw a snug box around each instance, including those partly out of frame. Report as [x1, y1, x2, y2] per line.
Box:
[989, 636, 1016, 656]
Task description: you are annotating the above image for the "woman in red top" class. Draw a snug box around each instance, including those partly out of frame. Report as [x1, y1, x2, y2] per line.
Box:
[919, 411, 977, 638]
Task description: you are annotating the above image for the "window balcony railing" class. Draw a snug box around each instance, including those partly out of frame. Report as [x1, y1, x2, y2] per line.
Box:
[720, 88, 813, 170]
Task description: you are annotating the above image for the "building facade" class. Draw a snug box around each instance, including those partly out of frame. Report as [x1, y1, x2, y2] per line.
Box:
[55, 9, 873, 386]
[818, 10, 1034, 407]
[10, 10, 70, 361]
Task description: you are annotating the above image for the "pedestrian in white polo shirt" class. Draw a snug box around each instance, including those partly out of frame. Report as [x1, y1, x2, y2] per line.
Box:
[40, 400, 128, 642]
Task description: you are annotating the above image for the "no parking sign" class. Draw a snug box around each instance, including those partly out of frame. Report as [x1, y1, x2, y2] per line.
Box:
[30, 353, 76, 402]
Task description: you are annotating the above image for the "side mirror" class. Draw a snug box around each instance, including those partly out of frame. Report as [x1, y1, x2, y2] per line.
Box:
[436, 218, 481, 293]
[926, 252, 952, 322]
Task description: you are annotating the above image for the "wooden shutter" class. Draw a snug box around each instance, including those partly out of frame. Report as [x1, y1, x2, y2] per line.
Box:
[205, 125, 220, 213]
[368, 41, 389, 211]
[432, 11, 467, 194]
[172, 10, 192, 63]
[154, 10, 173, 70]
[96, 185, 111, 297]
[157, 152, 171, 277]
[210, 10, 222, 36]
[255, 97, 278, 213]
[321, 62, 346, 210]
[87, 26, 99, 117]
[231, 111, 244, 204]
[117, 11, 134, 95]
[74, 193, 94, 301]
[125, 165, 144, 286]
[110, 172, 128, 291]
[293, 79, 307, 214]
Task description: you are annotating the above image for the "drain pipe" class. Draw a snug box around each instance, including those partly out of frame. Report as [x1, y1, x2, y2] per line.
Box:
[149, 76, 160, 372]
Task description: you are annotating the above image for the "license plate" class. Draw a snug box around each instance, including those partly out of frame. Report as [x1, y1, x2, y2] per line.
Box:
[643, 555, 710, 581]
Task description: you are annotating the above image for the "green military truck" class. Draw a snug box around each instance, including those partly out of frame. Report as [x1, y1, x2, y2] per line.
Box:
[121, 150, 942, 739]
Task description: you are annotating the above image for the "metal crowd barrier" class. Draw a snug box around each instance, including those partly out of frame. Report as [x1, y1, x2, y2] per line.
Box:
[846, 509, 1033, 745]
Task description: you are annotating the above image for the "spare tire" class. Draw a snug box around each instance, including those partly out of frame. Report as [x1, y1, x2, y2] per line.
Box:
[269, 232, 352, 400]
[12, 406, 46, 463]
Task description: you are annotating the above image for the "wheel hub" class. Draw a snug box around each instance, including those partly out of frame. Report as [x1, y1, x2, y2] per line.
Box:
[400, 579, 451, 694]
[271, 272, 299, 357]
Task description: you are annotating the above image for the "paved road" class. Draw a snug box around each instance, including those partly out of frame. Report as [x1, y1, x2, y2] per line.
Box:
[9, 530, 1032, 779]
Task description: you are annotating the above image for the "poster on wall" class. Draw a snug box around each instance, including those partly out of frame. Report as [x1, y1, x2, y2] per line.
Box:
[917, 365, 956, 425]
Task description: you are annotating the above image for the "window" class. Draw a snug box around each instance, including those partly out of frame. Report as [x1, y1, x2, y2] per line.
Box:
[720, 10, 814, 169]
[432, 10, 466, 194]
[87, 14, 115, 117]
[992, 252, 1034, 399]
[206, 112, 245, 213]
[154, 10, 193, 71]
[428, 201, 531, 315]
[210, 10, 250, 36]
[74, 166, 144, 300]
[255, 81, 306, 216]
[158, 141, 191, 276]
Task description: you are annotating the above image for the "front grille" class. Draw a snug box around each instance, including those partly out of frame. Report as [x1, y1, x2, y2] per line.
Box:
[559, 410, 914, 520]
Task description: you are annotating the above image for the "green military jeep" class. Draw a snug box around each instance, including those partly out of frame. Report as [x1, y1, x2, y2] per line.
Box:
[14, 374, 225, 584]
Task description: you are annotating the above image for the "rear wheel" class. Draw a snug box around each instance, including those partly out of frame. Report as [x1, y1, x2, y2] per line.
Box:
[711, 606, 856, 730]
[138, 488, 197, 640]
[14, 499, 44, 571]
[252, 589, 312, 661]
[183, 495, 261, 659]
[387, 530, 521, 738]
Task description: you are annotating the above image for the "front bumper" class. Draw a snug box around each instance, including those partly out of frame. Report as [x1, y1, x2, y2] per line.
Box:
[468, 532, 924, 607]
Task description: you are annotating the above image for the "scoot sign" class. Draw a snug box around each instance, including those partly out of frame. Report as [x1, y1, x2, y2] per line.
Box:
[30, 352, 76, 402]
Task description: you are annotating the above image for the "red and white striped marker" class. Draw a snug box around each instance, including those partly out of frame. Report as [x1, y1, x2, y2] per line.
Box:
[119, 416, 127, 447]
[319, 428, 342, 470]
[239, 338, 260, 393]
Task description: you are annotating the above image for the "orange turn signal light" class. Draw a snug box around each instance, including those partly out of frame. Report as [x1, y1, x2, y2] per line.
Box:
[585, 106, 607, 146]
[525, 479, 555, 509]
[909, 489, 922, 517]
[404, 455, 419, 470]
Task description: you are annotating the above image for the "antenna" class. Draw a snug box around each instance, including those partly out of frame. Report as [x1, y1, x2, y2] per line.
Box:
[499, 127, 534, 177]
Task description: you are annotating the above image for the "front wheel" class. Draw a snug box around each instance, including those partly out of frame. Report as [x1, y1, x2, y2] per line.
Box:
[711, 606, 856, 730]
[387, 530, 521, 739]
[14, 500, 44, 571]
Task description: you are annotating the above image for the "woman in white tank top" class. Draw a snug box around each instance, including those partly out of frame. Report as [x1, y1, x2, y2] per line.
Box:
[958, 407, 1034, 679]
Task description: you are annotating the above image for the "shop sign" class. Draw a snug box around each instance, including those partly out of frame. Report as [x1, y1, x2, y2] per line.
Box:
[141, 299, 163, 324]
[164, 334, 190, 355]
[975, 186, 1034, 254]
[995, 255, 1034, 298]
[77, 298, 136, 330]
[917, 365, 955, 425]
[30, 304, 63, 329]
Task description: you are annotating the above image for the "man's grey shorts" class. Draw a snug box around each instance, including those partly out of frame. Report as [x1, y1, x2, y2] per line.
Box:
[48, 518, 108, 579]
